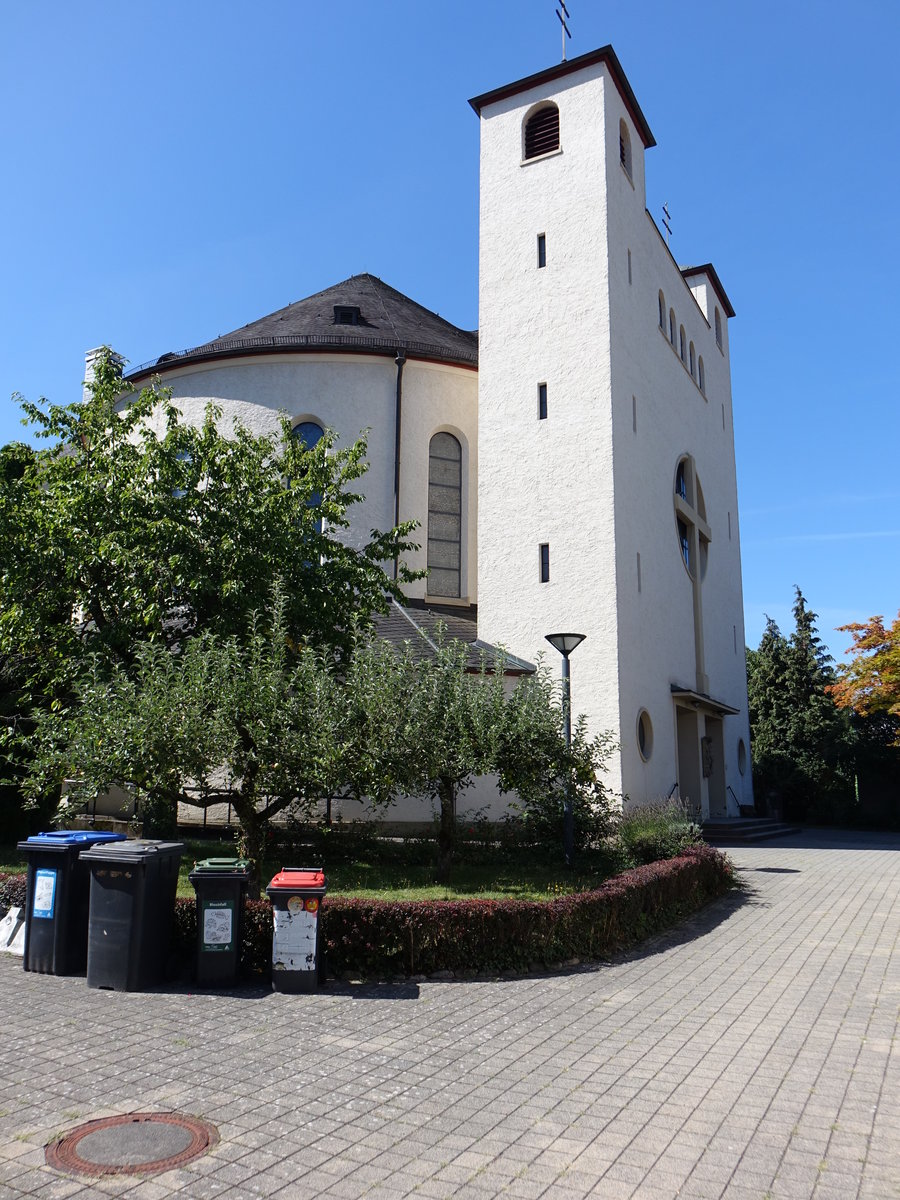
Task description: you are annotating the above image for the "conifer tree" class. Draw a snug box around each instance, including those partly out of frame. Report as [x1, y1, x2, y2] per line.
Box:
[747, 588, 854, 821]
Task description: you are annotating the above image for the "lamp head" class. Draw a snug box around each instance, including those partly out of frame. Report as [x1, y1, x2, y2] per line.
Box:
[544, 632, 586, 657]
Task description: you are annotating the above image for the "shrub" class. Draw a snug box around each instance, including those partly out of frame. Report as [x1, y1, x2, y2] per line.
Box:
[4, 848, 735, 982]
[0, 872, 26, 917]
[617, 800, 702, 866]
[171, 846, 733, 981]
[319, 845, 733, 978]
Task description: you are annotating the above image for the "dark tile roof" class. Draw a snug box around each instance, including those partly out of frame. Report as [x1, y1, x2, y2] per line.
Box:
[373, 600, 534, 675]
[127, 274, 478, 380]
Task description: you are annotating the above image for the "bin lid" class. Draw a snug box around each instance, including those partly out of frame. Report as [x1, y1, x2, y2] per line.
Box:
[190, 857, 251, 874]
[267, 868, 325, 890]
[79, 839, 185, 862]
[18, 831, 127, 850]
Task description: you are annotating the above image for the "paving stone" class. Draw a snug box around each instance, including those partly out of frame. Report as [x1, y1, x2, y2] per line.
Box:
[3, 829, 900, 1199]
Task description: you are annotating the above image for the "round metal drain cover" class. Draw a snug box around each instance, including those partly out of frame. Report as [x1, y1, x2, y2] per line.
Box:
[46, 1112, 218, 1177]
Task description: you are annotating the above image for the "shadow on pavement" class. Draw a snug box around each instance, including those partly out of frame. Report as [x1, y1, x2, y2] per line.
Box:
[716, 828, 900, 852]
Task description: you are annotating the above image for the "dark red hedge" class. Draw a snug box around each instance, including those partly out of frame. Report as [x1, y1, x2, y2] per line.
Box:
[3, 846, 735, 981]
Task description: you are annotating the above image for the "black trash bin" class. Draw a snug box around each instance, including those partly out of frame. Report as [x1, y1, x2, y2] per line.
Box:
[81, 839, 184, 991]
[17, 831, 127, 975]
[188, 857, 251, 987]
[266, 868, 327, 993]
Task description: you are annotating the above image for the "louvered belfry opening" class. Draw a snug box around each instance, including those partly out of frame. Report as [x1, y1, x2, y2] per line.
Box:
[524, 104, 559, 160]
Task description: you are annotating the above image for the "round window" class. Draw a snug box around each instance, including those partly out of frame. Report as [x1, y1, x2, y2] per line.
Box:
[738, 738, 747, 776]
[637, 710, 653, 761]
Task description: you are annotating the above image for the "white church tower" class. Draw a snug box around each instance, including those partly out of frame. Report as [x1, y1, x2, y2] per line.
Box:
[471, 47, 754, 818]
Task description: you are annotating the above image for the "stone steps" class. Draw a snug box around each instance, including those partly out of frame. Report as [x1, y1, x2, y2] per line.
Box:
[702, 819, 800, 843]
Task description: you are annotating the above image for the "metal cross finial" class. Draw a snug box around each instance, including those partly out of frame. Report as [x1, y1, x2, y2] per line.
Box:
[556, 2, 571, 61]
[662, 202, 672, 247]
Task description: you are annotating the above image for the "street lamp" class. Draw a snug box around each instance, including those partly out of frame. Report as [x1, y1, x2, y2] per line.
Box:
[544, 632, 586, 868]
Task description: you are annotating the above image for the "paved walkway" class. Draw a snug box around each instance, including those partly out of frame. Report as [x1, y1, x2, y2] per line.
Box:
[1, 829, 898, 1200]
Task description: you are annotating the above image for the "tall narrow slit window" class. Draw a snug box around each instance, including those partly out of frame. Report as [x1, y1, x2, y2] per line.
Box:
[658, 291, 666, 330]
[619, 119, 633, 178]
[669, 309, 677, 345]
[427, 432, 462, 598]
[292, 420, 325, 534]
[524, 103, 560, 159]
[537, 233, 547, 268]
[538, 382, 548, 420]
[539, 543, 550, 583]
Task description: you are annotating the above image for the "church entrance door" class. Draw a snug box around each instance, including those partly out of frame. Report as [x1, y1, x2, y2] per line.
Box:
[703, 716, 727, 818]
[675, 707, 702, 821]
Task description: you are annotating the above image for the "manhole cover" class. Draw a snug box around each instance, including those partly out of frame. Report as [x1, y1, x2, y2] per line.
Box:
[45, 1112, 218, 1177]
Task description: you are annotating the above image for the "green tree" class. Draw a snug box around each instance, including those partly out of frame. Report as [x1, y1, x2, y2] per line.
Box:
[1, 351, 420, 829]
[746, 588, 854, 821]
[23, 594, 350, 892]
[0, 349, 419, 697]
[375, 636, 616, 882]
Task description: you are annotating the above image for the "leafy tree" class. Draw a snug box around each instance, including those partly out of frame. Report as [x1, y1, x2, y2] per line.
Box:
[829, 612, 900, 732]
[376, 637, 615, 882]
[746, 588, 854, 821]
[1, 350, 420, 830]
[0, 349, 419, 700]
[22, 594, 353, 892]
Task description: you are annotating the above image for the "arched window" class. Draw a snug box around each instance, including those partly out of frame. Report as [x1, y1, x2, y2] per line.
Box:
[689, 342, 695, 377]
[619, 119, 632, 178]
[293, 421, 324, 451]
[658, 291, 666, 330]
[698, 356, 705, 394]
[292, 420, 325, 534]
[669, 309, 676, 345]
[428, 432, 462, 598]
[715, 307, 723, 349]
[679, 326, 687, 363]
[674, 455, 710, 580]
[524, 104, 560, 160]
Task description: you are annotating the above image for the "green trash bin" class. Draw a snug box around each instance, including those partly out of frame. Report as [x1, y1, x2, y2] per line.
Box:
[188, 857, 251, 987]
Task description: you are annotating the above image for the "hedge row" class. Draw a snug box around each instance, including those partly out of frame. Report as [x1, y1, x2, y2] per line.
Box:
[3, 847, 735, 980]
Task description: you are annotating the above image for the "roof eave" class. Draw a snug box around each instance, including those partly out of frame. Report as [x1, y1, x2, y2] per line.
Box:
[468, 44, 655, 149]
[680, 263, 736, 319]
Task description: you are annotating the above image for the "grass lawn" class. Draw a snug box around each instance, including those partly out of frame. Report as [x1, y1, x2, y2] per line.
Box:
[1, 836, 625, 902]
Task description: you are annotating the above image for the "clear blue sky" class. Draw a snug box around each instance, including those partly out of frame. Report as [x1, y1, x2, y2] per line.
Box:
[2, 1, 898, 663]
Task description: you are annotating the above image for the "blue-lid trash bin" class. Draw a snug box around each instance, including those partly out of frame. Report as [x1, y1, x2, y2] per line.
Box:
[80, 839, 184, 991]
[17, 831, 127, 975]
[188, 857, 251, 987]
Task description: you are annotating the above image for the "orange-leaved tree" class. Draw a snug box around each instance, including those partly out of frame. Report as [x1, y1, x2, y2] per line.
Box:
[829, 612, 900, 736]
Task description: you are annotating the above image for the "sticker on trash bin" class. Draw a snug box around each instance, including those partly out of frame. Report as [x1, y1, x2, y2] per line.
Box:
[272, 906, 317, 971]
[32, 868, 57, 919]
[202, 900, 234, 952]
[286, 895, 303, 914]
[305, 898, 319, 913]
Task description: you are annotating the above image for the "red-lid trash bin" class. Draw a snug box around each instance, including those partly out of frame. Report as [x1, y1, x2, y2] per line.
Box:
[265, 868, 327, 993]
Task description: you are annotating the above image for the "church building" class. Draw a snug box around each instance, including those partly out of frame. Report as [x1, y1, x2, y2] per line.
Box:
[117, 45, 753, 821]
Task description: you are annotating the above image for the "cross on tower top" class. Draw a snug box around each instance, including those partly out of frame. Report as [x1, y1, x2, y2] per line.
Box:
[555, 3, 571, 62]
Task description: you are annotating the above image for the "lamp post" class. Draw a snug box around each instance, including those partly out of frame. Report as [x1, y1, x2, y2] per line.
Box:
[545, 632, 586, 868]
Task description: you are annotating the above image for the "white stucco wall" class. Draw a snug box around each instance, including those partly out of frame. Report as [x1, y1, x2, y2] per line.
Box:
[476, 63, 625, 795]
[476, 57, 753, 814]
[604, 95, 752, 813]
[143, 352, 478, 594]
